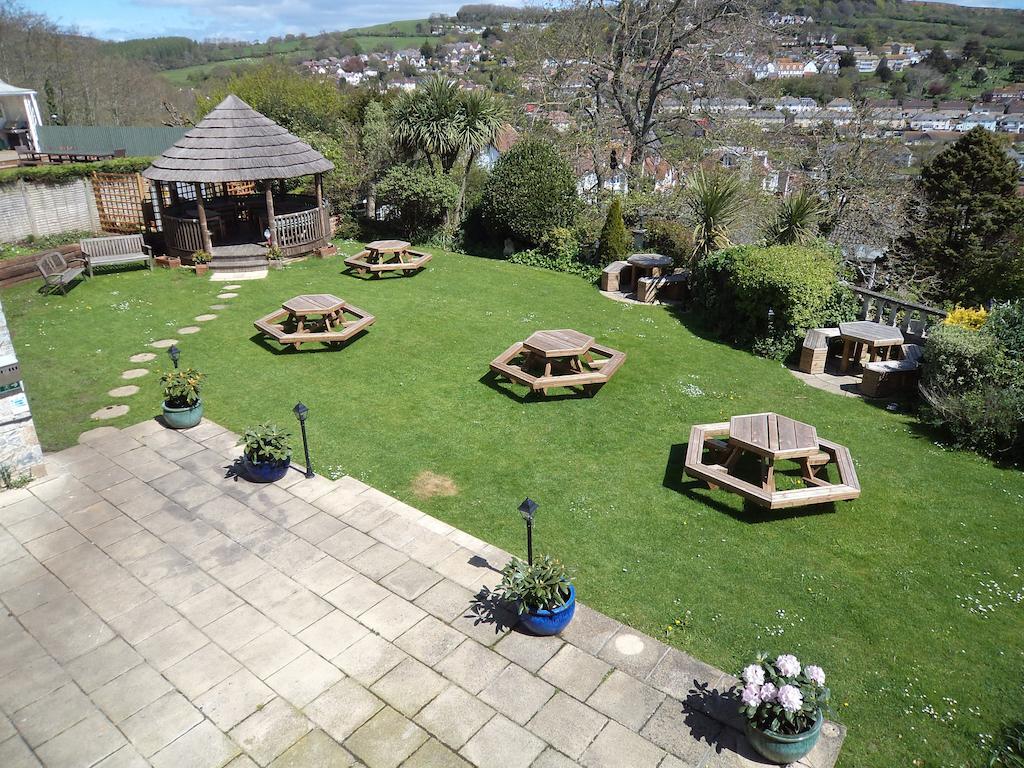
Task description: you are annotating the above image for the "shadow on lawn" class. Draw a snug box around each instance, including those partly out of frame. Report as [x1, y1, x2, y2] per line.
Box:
[478, 370, 598, 403]
[247, 331, 370, 356]
[663, 442, 838, 523]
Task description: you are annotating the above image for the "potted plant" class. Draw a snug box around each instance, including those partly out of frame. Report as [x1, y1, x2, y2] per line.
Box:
[192, 249, 212, 275]
[318, 243, 337, 258]
[495, 555, 575, 636]
[160, 368, 205, 429]
[156, 254, 182, 269]
[267, 244, 284, 270]
[238, 423, 292, 482]
[736, 653, 831, 764]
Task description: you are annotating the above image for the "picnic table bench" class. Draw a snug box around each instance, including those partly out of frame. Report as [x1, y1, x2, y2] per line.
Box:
[684, 412, 860, 509]
[344, 240, 431, 277]
[254, 294, 375, 349]
[838, 321, 904, 373]
[489, 329, 625, 397]
[79, 234, 154, 276]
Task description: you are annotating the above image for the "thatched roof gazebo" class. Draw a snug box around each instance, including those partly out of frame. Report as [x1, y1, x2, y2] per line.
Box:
[143, 95, 334, 271]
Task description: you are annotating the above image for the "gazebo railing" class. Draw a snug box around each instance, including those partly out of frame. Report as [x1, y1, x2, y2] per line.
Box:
[163, 215, 206, 259]
[275, 205, 327, 252]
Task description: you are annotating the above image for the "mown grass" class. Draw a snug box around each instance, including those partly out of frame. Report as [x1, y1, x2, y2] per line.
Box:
[2, 243, 1021, 767]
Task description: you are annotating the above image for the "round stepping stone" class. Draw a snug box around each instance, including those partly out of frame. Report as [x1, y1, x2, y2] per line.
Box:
[216, 292, 238, 299]
[194, 314, 217, 322]
[91, 404, 130, 420]
[209, 304, 228, 310]
[121, 368, 149, 380]
[178, 326, 201, 335]
[223, 284, 241, 290]
[108, 385, 140, 398]
[150, 339, 178, 349]
[612, 633, 647, 656]
[129, 353, 156, 363]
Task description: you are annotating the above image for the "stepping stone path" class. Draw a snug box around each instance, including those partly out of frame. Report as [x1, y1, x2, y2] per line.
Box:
[150, 339, 178, 349]
[209, 304, 228, 310]
[90, 404, 129, 420]
[177, 326, 201, 334]
[129, 352, 156, 363]
[194, 314, 217, 322]
[216, 293, 238, 299]
[223, 284, 241, 290]
[108, 386, 139, 397]
[121, 369, 149, 380]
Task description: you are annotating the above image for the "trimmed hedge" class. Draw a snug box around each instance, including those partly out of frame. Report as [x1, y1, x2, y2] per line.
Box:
[508, 249, 602, 283]
[481, 137, 579, 247]
[692, 243, 857, 359]
[0, 157, 153, 185]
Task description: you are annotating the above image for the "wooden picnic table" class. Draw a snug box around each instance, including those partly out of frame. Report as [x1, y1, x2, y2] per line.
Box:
[489, 328, 625, 397]
[627, 253, 673, 292]
[344, 240, 431, 277]
[725, 413, 819, 493]
[838, 321, 904, 373]
[684, 413, 861, 509]
[281, 294, 346, 333]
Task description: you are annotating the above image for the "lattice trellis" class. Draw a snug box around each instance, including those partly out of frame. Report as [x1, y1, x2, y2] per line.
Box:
[92, 173, 149, 234]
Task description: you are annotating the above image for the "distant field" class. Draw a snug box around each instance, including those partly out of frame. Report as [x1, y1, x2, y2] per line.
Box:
[160, 57, 264, 86]
[345, 35, 432, 52]
[343, 18, 430, 36]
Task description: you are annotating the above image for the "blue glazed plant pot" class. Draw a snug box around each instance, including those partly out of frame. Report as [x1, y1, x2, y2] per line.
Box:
[243, 454, 290, 483]
[517, 584, 576, 636]
[162, 400, 203, 429]
[744, 711, 823, 765]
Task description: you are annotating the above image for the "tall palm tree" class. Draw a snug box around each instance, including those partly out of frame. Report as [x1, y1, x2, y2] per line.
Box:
[763, 190, 825, 246]
[686, 170, 745, 261]
[390, 75, 463, 171]
[452, 90, 504, 221]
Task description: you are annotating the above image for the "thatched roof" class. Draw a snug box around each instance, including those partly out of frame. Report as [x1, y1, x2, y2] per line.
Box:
[142, 95, 334, 183]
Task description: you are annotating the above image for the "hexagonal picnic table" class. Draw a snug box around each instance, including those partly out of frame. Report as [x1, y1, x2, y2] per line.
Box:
[254, 293, 375, 349]
[684, 412, 860, 509]
[344, 239, 432, 277]
[489, 328, 626, 397]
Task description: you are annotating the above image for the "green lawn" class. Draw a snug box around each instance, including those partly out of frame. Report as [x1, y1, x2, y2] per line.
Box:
[3, 243, 1021, 767]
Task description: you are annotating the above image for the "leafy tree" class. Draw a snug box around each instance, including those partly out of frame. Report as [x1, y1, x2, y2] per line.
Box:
[763, 191, 825, 246]
[1012, 60, 1024, 81]
[972, 67, 988, 84]
[910, 127, 1024, 304]
[481, 137, 580, 247]
[361, 101, 394, 219]
[453, 90, 505, 220]
[376, 165, 459, 240]
[838, 50, 856, 70]
[877, 58, 892, 83]
[686, 170, 745, 261]
[596, 197, 630, 265]
[925, 46, 954, 75]
[961, 38, 982, 61]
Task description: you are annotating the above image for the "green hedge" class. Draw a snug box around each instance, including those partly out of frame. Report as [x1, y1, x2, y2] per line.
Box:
[0, 157, 153, 185]
[508, 249, 602, 283]
[692, 243, 857, 359]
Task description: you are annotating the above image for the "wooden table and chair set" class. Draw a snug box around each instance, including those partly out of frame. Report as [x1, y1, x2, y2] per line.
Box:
[254, 293, 375, 349]
[684, 412, 860, 509]
[489, 329, 626, 398]
[344, 240, 432, 277]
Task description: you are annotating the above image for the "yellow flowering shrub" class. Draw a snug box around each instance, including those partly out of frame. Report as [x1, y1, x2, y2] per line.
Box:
[944, 306, 988, 331]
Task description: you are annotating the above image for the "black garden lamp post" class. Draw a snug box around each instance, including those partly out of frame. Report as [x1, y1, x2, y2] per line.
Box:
[518, 497, 538, 565]
[168, 345, 180, 369]
[293, 402, 314, 478]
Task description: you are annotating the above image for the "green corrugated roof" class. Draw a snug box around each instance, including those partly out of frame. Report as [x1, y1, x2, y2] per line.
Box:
[38, 125, 187, 157]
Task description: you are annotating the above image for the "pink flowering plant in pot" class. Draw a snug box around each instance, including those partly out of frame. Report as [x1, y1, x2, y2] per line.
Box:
[736, 653, 831, 764]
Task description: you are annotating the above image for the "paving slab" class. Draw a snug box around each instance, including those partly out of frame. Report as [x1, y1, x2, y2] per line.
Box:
[0, 419, 844, 768]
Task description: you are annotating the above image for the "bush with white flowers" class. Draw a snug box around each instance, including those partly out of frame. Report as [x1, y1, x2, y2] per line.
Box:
[736, 653, 830, 735]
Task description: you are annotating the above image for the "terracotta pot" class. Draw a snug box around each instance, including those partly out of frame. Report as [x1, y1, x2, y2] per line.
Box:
[318, 244, 338, 258]
[194, 264, 210, 276]
[156, 256, 181, 269]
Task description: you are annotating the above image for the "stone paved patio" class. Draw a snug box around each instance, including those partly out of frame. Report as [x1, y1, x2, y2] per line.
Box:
[0, 418, 844, 768]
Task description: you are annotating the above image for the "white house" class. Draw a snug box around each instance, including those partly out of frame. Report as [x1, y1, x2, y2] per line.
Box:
[0, 79, 42, 151]
[827, 98, 854, 112]
[855, 55, 880, 74]
[909, 111, 957, 131]
[956, 114, 998, 132]
[999, 115, 1024, 134]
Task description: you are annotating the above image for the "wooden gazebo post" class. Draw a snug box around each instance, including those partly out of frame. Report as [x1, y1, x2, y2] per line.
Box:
[193, 182, 213, 253]
[314, 173, 326, 239]
[264, 181, 277, 247]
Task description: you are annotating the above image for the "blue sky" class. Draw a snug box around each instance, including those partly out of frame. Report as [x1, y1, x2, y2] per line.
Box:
[26, 0, 1024, 41]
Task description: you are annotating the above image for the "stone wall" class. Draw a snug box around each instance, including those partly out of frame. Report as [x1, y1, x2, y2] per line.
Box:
[0, 300, 45, 480]
[0, 178, 100, 243]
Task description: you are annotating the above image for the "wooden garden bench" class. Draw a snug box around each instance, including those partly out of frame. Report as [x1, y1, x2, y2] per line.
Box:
[36, 251, 86, 295]
[860, 344, 924, 398]
[798, 327, 841, 374]
[79, 234, 154, 276]
[600, 261, 632, 292]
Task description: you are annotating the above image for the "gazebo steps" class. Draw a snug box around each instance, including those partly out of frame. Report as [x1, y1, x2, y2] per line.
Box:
[211, 244, 269, 274]
[211, 258, 269, 273]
